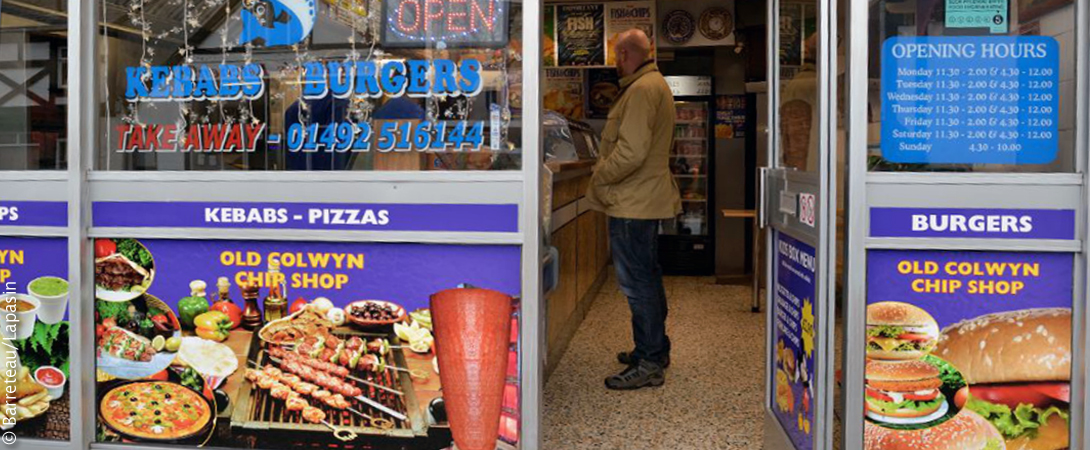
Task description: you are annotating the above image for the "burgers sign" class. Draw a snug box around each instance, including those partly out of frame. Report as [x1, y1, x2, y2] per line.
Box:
[864, 250, 1072, 450]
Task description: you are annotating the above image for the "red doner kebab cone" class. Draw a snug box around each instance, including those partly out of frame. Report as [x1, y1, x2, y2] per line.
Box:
[431, 287, 513, 450]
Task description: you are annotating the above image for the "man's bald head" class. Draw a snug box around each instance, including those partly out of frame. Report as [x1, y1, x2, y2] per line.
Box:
[614, 28, 653, 77]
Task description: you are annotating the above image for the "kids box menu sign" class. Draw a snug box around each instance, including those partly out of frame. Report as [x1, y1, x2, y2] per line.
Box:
[92, 237, 522, 449]
[0, 237, 71, 441]
[863, 250, 1073, 450]
[881, 36, 1060, 165]
[771, 231, 817, 450]
[117, 58, 495, 154]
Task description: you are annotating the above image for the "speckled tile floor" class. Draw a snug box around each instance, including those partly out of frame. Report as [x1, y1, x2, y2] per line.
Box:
[543, 274, 766, 450]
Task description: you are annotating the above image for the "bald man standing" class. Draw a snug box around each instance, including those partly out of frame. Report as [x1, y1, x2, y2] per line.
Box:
[586, 29, 681, 390]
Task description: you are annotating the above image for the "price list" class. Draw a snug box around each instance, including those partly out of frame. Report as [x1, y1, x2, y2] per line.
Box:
[881, 36, 1060, 165]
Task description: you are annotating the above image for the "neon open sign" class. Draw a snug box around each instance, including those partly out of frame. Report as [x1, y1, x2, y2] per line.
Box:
[381, 0, 509, 47]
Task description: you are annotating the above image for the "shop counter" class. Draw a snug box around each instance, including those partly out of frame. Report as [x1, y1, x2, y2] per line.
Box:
[544, 159, 610, 379]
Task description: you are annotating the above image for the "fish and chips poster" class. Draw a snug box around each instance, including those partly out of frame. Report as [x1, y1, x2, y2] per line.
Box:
[605, 2, 655, 65]
[544, 69, 585, 119]
[771, 231, 816, 450]
[864, 250, 1073, 450]
[0, 237, 70, 441]
[557, 4, 605, 66]
[93, 238, 523, 449]
[544, 5, 557, 67]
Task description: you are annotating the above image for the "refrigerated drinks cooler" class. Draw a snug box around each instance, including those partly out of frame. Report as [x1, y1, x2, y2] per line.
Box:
[660, 76, 714, 275]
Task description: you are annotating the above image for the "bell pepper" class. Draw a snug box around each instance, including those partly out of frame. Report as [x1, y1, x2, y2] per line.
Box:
[193, 311, 232, 342]
[210, 300, 244, 329]
[178, 296, 210, 329]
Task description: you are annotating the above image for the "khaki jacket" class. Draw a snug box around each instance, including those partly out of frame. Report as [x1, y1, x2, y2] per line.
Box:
[585, 62, 681, 220]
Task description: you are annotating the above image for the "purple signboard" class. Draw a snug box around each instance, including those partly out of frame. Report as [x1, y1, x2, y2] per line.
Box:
[92, 201, 518, 233]
[864, 250, 1072, 450]
[870, 207, 1075, 240]
[101, 238, 521, 313]
[0, 236, 71, 441]
[771, 231, 816, 450]
[0, 201, 67, 227]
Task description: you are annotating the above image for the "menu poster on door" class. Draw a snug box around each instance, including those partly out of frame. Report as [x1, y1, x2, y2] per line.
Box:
[0, 237, 70, 441]
[881, 36, 1060, 164]
[605, 1, 655, 66]
[92, 238, 522, 449]
[544, 69, 586, 119]
[771, 231, 816, 450]
[544, 5, 557, 67]
[863, 250, 1072, 450]
[557, 4, 605, 66]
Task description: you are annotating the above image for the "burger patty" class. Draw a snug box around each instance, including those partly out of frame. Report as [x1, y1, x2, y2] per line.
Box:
[867, 377, 943, 392]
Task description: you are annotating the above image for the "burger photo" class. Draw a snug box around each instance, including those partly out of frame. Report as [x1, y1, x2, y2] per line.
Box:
[866, 302, 940, 360]
[935, 308, 1070, 450]
[865, 360, 949, 424]
[865, 409, 1005, 450]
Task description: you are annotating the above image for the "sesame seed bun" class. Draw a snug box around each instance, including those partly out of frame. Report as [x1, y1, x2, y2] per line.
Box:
[933, 308, 1071, 384]
[868, 302, 940, 328]
[866, 360, 940, 382]
[864, 409, 1005, 450]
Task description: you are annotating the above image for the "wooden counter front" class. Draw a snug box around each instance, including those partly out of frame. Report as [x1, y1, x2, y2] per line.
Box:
[545, 161, 610, 379]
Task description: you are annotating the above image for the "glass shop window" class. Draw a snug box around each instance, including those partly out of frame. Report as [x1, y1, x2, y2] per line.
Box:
[0, 0, 68, 170]
[97, 0, 523, 170]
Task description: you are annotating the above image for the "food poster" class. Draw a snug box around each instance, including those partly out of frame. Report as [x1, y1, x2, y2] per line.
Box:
[557, 4, 605, 67]
[778, 3, 803, 68]
[93, 238, 522, 449]
[605, 1, 655, 66]
[0, 237, 70, 441]
[544, 69, 585, 120]
[586, 69, 620, 119]
[771, 231, 816, 450]
[864, 250, 1072, 450]
[544, 5, 557, 67]
[715, 95, 746, 139]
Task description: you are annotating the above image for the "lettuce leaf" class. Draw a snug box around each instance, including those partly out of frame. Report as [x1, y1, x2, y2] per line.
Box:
[867, 325, 904, 338]
[965, 397, 1068, 440]
[867, 395, 944, 413]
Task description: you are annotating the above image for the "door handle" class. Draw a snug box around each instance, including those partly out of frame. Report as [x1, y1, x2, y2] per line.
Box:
[757, 167, 768, 229]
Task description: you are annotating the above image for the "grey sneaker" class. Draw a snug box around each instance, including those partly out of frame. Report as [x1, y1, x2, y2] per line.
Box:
[605, 360, 665, 390]
[617, 351, 670, 368]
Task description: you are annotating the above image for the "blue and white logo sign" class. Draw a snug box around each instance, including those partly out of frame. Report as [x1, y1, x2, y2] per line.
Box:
[240, 0, 317, 47]
[881, 36, 1060, 165]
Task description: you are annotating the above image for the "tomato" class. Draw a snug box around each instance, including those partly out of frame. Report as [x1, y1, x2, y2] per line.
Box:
[289, 298, 309, 315]
[102, 317, 117, 329]
[971, 382, 1070, 409]
[148, 370, 169, 381]
[94, 239, 117, 258]
[897, 333, 933, 342]
[1031, 383, 1070, 403]
[866, 388, 894, 403]
[953, 386, 970, 408]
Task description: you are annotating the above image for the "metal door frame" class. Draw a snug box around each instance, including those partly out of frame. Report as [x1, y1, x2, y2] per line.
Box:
[840, 0, 1089, 448]
[761, 0, 839, 446]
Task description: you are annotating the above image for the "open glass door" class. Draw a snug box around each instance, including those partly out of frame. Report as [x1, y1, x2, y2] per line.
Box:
[761, 0, 838, 446]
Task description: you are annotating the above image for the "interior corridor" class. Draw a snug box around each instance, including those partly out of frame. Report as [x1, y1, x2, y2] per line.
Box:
[543, 274, 766, 450]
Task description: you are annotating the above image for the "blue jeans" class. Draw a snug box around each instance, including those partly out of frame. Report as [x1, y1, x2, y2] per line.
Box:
[609, 217, 670, 366]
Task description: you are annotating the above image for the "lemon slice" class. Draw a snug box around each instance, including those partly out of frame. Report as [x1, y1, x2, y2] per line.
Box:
[152, 335, 166, 352]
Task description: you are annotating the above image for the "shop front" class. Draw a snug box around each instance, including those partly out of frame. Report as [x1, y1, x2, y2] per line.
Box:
[0, 0, 542, 448]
